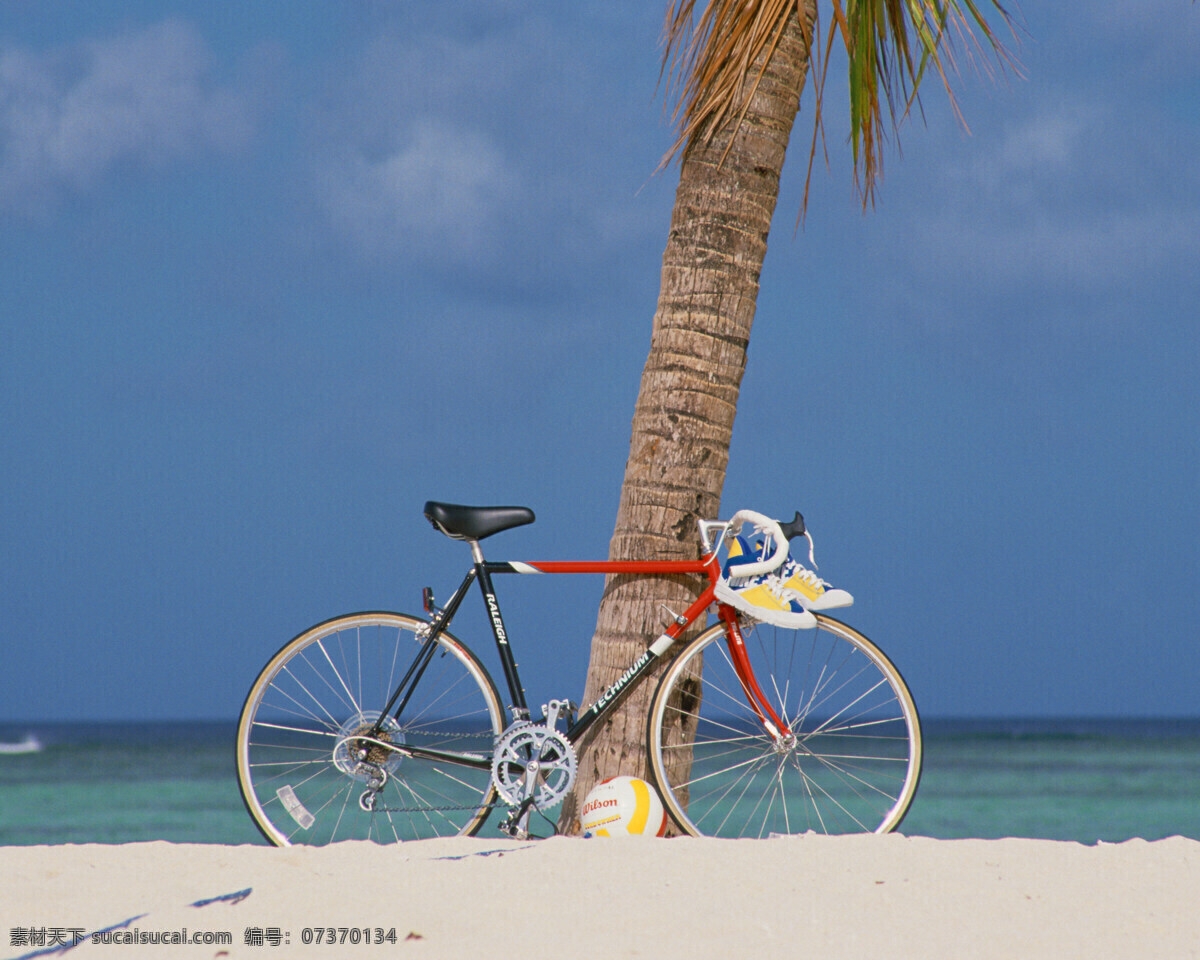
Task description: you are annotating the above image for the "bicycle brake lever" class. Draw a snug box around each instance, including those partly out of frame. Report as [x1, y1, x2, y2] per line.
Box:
[778, 511, 806, 541]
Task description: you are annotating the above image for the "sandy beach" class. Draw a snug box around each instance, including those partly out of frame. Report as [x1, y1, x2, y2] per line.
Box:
[4, 834, 1198, 959]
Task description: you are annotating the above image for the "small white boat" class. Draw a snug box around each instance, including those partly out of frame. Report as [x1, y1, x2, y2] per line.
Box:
[0, 735, 42, 755]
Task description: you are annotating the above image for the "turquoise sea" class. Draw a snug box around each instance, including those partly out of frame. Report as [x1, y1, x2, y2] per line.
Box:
[1, 719, 1197, 845]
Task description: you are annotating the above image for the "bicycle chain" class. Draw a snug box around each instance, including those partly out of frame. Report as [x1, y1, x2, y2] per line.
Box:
[346, 729, 489, 746]
[366, 799, 502, 815]
[336, 731, 493, 764]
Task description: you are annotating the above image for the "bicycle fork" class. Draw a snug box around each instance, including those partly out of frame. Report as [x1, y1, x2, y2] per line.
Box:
[717, 603, 791, 741]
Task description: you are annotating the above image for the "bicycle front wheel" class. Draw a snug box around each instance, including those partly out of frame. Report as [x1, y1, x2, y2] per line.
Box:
[237, 612, 504, 845]
[647, 615, 921, 838]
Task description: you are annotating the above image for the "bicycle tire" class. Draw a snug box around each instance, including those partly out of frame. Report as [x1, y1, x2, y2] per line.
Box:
[647, 614, 921, 838]
[236, 612, 504, 845]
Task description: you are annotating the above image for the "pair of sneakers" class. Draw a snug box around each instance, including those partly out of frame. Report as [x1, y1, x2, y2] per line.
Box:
[714, 531, 852, 630]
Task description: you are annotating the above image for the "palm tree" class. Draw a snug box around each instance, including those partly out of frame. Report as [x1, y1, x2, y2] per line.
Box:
[560, 0, 1013, 832]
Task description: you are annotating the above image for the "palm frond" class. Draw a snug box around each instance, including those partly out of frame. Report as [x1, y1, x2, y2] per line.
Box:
[659, 0, 810, 167]
[660, 0, 1018, 212]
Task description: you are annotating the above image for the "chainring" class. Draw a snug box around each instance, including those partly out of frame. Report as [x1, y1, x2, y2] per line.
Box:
[491, 721, 577, 810]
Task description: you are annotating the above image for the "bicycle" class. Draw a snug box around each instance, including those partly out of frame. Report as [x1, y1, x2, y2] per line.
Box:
[236, 503, 922, 844]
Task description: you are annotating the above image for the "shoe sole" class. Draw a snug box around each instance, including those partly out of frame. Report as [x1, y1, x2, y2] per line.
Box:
[805, 593, 853, 611]
[714, 581, 818, 629]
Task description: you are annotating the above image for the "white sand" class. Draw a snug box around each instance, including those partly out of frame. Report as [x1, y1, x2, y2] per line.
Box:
[3, 835, 1198, 959]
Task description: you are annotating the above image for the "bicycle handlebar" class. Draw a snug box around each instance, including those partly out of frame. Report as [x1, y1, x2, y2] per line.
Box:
[723, 509, 788, 577]
[777, 511, 806, 541]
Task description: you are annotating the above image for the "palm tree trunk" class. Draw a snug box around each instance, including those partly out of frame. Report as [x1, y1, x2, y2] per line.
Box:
[560, 0, 817, 833]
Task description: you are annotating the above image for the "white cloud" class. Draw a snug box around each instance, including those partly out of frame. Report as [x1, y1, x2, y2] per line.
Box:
[317, 120, 516, 262]
[0, 20, 256, 215]
[917, 202, 1199, 292]
[884, 85, 1200, 306]
[304, 13, 672, 281]
[997, 110, 1089, 172]
[954, 97, 1102, 202]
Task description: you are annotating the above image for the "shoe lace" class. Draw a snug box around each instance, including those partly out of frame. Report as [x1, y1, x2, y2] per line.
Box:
[761, 573, 797, 602]
[735, 571, 806, 610]
[782, 557, 829, 590]
[725, 561, 799, 604]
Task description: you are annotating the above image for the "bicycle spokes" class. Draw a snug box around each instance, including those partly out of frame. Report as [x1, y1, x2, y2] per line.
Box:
[237, 614, 504, 845]
[648, 617, 921, 838]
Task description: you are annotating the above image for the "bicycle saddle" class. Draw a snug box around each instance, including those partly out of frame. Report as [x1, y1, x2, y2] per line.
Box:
[423, 501, 536, 541]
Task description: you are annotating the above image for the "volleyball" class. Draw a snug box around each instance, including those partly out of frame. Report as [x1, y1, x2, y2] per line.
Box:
[580, 776, 667, 837]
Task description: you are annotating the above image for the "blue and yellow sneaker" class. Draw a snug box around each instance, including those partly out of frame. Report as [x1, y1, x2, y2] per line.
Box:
[720, 534, 763, 579]
[718, 529, 852, 617]
[715, 535, 817, 629]
[776, 555, 853, 611]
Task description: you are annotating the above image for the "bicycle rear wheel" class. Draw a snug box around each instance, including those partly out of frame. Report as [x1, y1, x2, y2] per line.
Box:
[237, 612, 504, 845]
[647, 615, 921, 838]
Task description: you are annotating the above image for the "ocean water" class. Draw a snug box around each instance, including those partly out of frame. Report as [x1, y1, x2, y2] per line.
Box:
[1, 719, 1197, 846]
[901, 718, 1200, 843]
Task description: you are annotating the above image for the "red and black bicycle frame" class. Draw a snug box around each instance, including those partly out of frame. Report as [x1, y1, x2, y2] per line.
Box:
[374, 551, 789, 758]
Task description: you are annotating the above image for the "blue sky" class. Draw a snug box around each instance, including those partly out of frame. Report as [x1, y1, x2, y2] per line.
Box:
[2, 2, 1197, 721]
